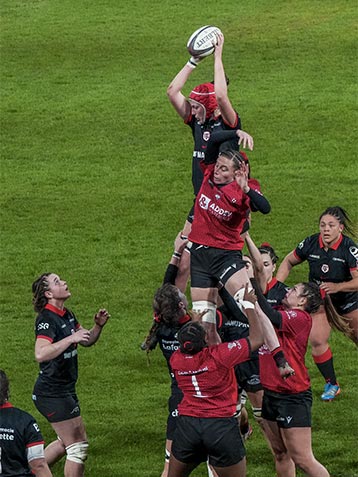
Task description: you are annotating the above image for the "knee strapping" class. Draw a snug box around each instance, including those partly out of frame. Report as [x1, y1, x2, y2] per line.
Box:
[252, 406, 262, 421]
[192, 301, 217, 324]
[66, 441, 88, 464]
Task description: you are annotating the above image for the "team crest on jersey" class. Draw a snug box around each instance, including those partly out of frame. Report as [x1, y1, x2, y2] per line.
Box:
[198, 194, 211, 210]
[321, 264, 329, 273]
[287, 310, 297, 319]
[228, 341, 242, 350]
[203, 131, 211, 141]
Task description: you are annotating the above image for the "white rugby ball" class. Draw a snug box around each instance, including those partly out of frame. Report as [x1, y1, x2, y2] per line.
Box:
[187, 25, 222, 58]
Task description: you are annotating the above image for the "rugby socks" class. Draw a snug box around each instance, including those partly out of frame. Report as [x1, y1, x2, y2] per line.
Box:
[312, 347, 337, 385]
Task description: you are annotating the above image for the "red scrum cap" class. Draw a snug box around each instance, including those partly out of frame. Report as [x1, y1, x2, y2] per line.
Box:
[189, 82, 218, 120]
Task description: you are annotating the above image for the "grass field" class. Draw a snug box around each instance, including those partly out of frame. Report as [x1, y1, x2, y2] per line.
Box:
[1, 1, 357, 476]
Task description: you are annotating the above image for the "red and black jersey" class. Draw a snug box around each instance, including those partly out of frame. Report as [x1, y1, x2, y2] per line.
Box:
[189, 163, 250, 250]
[33, 304, 80, 397]
[185, 112, 241, 196]
[264, 277, 288, 307]
[0, 402, 45, 476]
[293, 233, 358, 311]
[259, 308, 312, 393]
[170, 338, 250, 418]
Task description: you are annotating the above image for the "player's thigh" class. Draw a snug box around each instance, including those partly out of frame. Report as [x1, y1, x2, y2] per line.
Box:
[213, 457, 246, 477]
[309, 306, 331, 350]
[281, 427, 315, 462]
[51, 416, 87, 447]
[344, 308, 358, 343]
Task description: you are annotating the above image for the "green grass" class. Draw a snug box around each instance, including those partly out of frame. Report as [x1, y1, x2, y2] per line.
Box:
[1, 1, 357, 476]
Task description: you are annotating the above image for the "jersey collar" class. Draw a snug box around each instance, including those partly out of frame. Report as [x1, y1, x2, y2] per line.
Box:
[0, 402, 13, 409]
[319, 233, 343, 250]
[44, 303, 66, 317]
[265, 277, 278, 293]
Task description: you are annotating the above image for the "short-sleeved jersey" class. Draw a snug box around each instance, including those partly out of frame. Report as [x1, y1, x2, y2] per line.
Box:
[186, 112, 241, 196]
[264, 278, 288, 307]
[170, 338, 250, 418]
[155, 313, 224, 396]
[33, 303, 81, 397]
[293, 233, 358, 310]
[259, 308, 312, 393]
[189, 163, 251, 250]
[0, 402, 45, 476]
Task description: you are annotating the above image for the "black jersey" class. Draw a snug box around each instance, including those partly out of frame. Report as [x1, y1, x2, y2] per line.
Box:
[33, 303, 80, 397]
[186, 112, 241, 196]
[156, 315, 191, 396]
[294, 233, 358, 312]
[264, 278, 288, 307]
[0, 402, 45, 476]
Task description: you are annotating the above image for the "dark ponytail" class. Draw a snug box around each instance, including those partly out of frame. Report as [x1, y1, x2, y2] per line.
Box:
[301, 282, 353, 342]
[32, 273, 51, 313]
[319, 206, 355, 237]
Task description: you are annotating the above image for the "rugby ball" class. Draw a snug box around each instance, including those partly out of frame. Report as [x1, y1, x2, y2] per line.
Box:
[187, 25, 222, 58]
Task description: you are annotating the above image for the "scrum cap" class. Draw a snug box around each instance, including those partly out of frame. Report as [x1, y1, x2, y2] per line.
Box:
[189, 82, 218, 121]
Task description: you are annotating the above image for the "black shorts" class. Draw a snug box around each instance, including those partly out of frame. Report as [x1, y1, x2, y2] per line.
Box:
[167, 393, 182, 440]
[171, 415, 245, 467]
[190, 244, 245, 288]
[262, 388, 312, 428]
[32, 393, 81, 423]
[235, 355, 262, 393]
[331, 291, 358, 315]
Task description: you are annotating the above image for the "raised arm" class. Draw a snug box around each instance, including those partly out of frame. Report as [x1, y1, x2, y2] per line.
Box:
[245, 233, 266, 293]
[213, 33, 237, 127]
[276, 251, 302, 282]
[167, 62, 196, 120]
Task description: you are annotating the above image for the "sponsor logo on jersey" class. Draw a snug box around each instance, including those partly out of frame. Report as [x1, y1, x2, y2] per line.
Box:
[349, 246, 358, 260]
[63, 349, 78, 360]
[162, 340, 180, 352]
[247, 375, 261, 386]
[298, 239, 306, 249]
[203, 131, 211, 141]
[332, 257, 345, 263]
[321, 264, 329, 273]
[215, 193, 221, 200]
[37, 322, 49, 331]
[227, 341, 242, 350]
[171, 409, 179, 417]
[224, 320, 249, 329]
[198, 194, 211, 210]
[193, 151, 205, 159]
[309, 254, 320, 259]
[286, 310, 297, 319]
[258, 344, 270, 355]
[198, 193, 233, 220]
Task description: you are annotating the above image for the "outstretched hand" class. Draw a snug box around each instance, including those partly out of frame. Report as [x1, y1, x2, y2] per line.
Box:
[236, 130, 254, 150]
[94, 308, 110, 328]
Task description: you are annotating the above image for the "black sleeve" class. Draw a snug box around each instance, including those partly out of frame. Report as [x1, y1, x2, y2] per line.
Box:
[163, 264, 178, 285]
[204, 130, 239, 164]
[250, 278, 282, 328]
[218, 287, 248, 324]
[247, 189, 271, 214]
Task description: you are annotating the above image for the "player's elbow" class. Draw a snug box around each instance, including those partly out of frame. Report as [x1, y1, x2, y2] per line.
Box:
[248, 334, 264, 352]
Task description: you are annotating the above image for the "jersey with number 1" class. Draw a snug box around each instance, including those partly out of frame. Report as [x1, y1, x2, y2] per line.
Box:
[170, 339, 250, 418]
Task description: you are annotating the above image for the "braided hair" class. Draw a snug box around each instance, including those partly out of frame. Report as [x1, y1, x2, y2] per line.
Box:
[32, 273, 51, 313]
[300, 282, 353, 340]
[177, 321, 207, 355]
[218, 149, 246, 172]
[0, 369, 10, 405]
[319, 206, 355, 237]
[152, 283, 184, 326]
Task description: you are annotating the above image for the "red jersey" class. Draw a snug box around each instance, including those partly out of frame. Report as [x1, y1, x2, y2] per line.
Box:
[259, 308, 312, 393]
[170, 338, 250, 418]
[189, 163, 251, 250]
